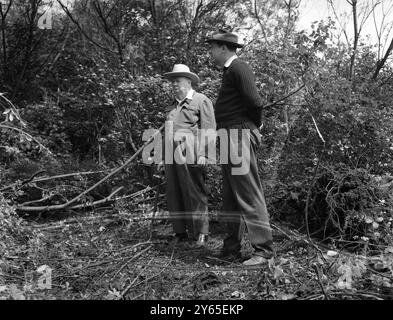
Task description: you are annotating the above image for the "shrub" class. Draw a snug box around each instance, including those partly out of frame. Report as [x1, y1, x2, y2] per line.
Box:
[271, 164, 393, 248]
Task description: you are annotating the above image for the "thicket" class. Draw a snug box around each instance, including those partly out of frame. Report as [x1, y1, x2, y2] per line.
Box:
[0, 0, 393, 250]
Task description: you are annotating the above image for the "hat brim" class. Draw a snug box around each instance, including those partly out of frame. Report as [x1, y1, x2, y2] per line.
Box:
[205, 38, 243, 48]
[163, 72, 200, 85]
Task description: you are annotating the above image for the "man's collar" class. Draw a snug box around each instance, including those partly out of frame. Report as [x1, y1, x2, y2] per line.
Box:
[224, 55, 238, 68]
[175, 88, 194, 104]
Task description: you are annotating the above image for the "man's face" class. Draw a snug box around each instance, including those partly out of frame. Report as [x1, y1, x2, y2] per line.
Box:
[208, 42, 223, 66]
[171, 76, 191, 99]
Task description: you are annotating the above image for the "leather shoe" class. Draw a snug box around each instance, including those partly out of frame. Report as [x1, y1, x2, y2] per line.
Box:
[213, 250, 242, 262]
[195, 234, 208, 247]
[242, 255, 269, 266]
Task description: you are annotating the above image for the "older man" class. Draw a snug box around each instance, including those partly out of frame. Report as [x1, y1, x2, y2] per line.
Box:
[161, 64, 216, 247]
[206, 30, 274, 266]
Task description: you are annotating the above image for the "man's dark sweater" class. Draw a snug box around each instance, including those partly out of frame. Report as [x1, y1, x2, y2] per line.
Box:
[215, 58, 263, 128]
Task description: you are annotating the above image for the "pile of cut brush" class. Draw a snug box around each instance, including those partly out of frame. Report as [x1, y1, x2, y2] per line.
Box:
[1, 198, 393, 300]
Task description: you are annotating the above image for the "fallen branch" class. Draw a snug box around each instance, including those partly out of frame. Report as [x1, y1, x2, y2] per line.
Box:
[20, 170, 47, 186]
[1, 170, 110, 192]
[1, 170, 46, 192]
[67, 186, 124, 210]
[18, 185, 156, 212]
[15, 125, 165, 212]
[32, 169, 111, 183]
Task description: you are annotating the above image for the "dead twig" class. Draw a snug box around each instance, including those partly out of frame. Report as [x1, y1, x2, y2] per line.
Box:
[32, 169, 112, 183]
[118, 257, 155, 300]
[366, 266, 393, 281]
[1, 169, 112, 193]
[110, 244, 152, 281]
[67, 187, 124, 210]
[313, 263, 329, 300]
[304, 112, 327, 260]
[328, 290, 384, 300]
[134, 194, 165, 205]
[130, 247, 175, 288]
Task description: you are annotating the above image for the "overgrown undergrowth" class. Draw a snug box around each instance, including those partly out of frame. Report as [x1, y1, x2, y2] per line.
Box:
[1, 196, 393, 300]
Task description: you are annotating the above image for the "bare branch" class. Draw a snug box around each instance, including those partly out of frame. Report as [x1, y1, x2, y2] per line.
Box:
[253, 0, 269, 45]
[327, 0, 351, 46]
[91, 0, 123, 62]
[358, 0, 381, 36]
[56, 0, 117, 54]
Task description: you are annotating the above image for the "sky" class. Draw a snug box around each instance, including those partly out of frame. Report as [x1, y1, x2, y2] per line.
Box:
[297, 0, 393, 47]
[47, 0, 393, 52]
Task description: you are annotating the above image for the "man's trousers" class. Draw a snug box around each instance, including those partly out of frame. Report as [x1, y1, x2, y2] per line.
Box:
[219, 121, 273, 258]
[164, 163, 209, 237]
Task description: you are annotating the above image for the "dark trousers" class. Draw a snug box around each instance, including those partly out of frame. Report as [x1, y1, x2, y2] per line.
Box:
[165, 163, 209, 237]
[220, 121, 273, 258]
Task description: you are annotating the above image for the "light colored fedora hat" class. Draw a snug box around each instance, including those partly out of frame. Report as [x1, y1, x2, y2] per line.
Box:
[163, 64, 200, 86]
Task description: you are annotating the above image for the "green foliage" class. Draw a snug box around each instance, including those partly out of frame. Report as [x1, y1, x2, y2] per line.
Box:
[0, 193, 44, 258]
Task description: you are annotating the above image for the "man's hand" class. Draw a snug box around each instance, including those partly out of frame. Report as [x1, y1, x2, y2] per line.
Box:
[157, 161, 165, 173]
[197, 157, 210, 166]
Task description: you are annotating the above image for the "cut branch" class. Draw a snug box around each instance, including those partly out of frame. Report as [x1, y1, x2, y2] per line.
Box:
[16, 125, 164, 212]
[262, 83, 306, 109]
[1, 169, 111, 192]
[16, 185, 157, 212]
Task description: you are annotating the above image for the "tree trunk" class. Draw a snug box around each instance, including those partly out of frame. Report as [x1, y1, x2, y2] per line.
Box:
[372, 37, 393, 80]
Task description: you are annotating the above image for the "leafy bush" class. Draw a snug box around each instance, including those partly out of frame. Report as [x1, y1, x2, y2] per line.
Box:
[271, 164, 393, 247]
[0, 194, 43, 257]
[21, 103, 72, 157]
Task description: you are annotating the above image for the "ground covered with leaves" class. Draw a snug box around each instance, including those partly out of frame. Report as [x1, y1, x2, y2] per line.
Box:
[1, 197, 393, 300]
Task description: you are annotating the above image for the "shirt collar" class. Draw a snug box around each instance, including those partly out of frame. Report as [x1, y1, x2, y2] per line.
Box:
[224, 55, 238, 68]
[175, 88, 194, 104]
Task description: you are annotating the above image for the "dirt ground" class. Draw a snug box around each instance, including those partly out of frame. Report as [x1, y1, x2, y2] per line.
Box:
[2, 207, 392, 300]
